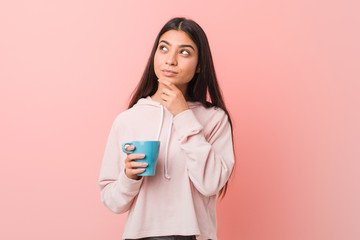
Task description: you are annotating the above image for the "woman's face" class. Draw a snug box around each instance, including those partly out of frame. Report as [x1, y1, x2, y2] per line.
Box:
[154, 30, 199, 89]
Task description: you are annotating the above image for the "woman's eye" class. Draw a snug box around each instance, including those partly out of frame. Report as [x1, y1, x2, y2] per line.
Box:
[181, 50, 190, 55]
[159, 45, 168, 51]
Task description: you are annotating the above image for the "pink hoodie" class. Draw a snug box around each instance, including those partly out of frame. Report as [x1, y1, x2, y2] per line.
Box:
[98, 96, 235, 240]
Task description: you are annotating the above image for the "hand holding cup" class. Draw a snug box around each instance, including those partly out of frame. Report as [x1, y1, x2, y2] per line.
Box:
[122, 141, 160, 180]
[123, 145, 148, 180]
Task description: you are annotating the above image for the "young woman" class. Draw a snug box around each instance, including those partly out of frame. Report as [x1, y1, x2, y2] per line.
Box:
[98, 17, 235, 240]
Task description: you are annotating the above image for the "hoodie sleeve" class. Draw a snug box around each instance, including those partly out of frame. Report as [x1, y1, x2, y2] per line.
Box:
[98, 116, 143, 214]
[172, 108, 235, 197]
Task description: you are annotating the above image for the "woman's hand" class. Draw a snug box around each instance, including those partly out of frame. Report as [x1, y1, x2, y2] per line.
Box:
[158, 79, 189, 116]
[124, 145, 148, 180]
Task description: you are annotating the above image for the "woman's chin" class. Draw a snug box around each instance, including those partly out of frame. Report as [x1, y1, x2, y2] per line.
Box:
[161, 77, 177, 84]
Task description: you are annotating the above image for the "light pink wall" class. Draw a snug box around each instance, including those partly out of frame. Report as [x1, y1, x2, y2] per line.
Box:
[1, 0, 359, 239]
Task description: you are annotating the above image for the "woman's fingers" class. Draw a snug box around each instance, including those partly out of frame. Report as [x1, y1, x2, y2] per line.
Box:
[160, 87, 181, 104]
[160, 87, 173, 101]
[160, 92, 170, 102]
[129, 160, 148, 168]
[125, 154, 147, 169]
[124, 151, 147, 179]
[125, 145, 135, 151]
[127, 168, 146, 175]
[125, 160, 147, 177]
[159, 79, 182, 95]
[157, 78, 189, 116]
[158, 78, 176, 90]
[126, 153, 145, 161]
[161, 87, 173, 96]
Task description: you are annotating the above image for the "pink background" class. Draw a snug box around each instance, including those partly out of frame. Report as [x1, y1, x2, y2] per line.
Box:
[1, 0, 359, 239]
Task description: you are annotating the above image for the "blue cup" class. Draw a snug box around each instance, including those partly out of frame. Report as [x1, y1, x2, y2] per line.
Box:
[122, 141, 160, 176]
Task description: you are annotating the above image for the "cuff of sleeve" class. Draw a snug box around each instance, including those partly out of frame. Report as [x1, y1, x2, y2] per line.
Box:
[173, 109, 203, 142]
[118, 170, 143, 193]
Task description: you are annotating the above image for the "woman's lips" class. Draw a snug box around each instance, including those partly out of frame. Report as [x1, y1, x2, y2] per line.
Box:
[162, 70, 178, 77]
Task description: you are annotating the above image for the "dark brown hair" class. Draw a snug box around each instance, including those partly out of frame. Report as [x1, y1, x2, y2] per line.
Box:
[128, 17, 234, 198]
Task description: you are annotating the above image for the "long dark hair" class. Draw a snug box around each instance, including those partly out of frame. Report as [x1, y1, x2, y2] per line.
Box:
[128, 17, 234, 198]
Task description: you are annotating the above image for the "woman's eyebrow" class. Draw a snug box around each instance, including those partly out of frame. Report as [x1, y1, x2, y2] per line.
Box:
[160, 40, 195, 51]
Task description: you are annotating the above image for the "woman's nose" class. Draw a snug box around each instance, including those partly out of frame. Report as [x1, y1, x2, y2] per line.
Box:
[165, 52, 177, 66]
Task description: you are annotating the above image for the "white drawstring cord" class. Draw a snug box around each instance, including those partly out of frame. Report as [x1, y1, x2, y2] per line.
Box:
[156, 105, 164, 141]
[164, 114, 173, 180]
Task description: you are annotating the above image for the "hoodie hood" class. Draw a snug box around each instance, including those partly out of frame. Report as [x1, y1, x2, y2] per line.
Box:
[132, 96, 202, 180]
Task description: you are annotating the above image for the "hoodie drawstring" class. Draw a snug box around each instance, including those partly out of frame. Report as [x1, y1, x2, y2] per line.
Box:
[156, 105, 164, 141]
[157, 104, 172, 180]
[164, 114, 173, 180]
